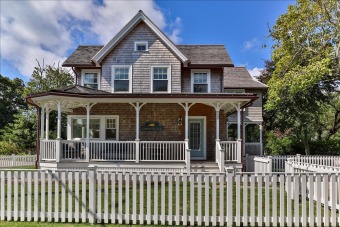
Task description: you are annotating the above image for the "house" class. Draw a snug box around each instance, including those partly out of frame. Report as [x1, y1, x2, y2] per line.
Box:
[25, 10, 267, 172]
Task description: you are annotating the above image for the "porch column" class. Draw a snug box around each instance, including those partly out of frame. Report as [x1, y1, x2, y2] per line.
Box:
[259, 123, 263, 155]
[215, 102, 220, 141]
[178, 102, 195, 172]
[40, 106, 45, 162]
[45, 108, 50, 140]
[237, 103, 241, 140]
[56, 101, 62, 162]
[84, 103, 97, 162]
[130, 102, 146, 163]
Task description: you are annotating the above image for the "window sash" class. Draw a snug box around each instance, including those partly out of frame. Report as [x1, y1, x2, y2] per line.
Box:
[106, 118, 117, 140]
[113, 66, 130, 92]
[83, 73, 98, 89]
[153, 67, 169, 92]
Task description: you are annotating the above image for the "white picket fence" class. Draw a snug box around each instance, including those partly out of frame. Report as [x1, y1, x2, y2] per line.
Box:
[0, 169, 339, 226]
[286, 158, 340, 173]
[0, 155, 35, 167]
[253, 155, 340, 172]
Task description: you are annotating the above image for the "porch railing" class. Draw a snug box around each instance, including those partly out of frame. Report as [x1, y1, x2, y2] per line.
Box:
[90, 141, 136, 161]
[61, 140, 86, 160]
[139, 141, 186, 161]
[41, 140, 57, 161]
[220, 141, 241, 162]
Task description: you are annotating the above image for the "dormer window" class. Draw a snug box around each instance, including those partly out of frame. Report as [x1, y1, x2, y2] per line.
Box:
[134, 41, 148, 51]
[81, 69, 100, 90]
[191, 69, 211, 93]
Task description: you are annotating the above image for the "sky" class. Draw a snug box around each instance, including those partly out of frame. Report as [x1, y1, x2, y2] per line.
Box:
[0, 0, 294, 82]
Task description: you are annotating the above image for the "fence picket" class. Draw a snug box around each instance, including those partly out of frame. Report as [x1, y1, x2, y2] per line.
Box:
[13, 171, 18, 221]
[7, 171, 12, 221]
[68, 171, 73, 223]
[20, 171, 25, 222]
[33, 171, 39, 221]
[204, 174, 209, 226]
[146, 174, 151, 225]
[190, 174, 195, 226]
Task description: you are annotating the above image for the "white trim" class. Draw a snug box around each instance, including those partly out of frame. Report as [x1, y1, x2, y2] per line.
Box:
[191, 69, 211, 93]
[81, 69, 101, 90]
[134, 41, 148, 51]
[111, 65, 132, 93]
[188, 116, 207, 160]
[67, 115, 119, 141]
[92, 11, 188, 64]
[150, 65, 172, 93]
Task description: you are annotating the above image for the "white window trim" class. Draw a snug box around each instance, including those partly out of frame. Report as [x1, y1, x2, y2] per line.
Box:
[111, 65, 132, 93]
[150, 65, 172, 93]
[81, 69, 101, 90]
[191, 69, 211, 93]
[67, 115, 119, 141]
[134, 41, 148, 51]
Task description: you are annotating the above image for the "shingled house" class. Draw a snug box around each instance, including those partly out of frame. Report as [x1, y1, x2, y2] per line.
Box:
[26, 10, 267, 172]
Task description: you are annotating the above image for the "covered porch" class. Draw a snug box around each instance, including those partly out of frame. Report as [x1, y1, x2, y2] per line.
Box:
[27, 87, 257, 172]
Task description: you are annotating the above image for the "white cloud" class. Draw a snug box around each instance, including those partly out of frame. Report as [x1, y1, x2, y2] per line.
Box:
[243, 38, 261, 51]
[248, 67, 263, 78]
[0, 0, 181, 77]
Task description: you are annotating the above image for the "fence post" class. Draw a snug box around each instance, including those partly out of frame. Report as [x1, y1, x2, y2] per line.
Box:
[237, 139, 242, 163]
[88, 166, 97, 223]
[296, 154, 301, 163]
[220, 149, 225, 172]
[135, 139, 140, 163]
[11, 154, 15, 167]
[267, 156, 273, 172]
[226, 167, 234, 226]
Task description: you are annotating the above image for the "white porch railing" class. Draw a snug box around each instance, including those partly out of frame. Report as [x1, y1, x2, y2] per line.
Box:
[90, 141, 136, 161]
[216, 140, 224, 172]
[220, 141, 240, 162]
[41, 140, 57, 161]
[61, 140, 86, 160]
[139, 141, 186, 161]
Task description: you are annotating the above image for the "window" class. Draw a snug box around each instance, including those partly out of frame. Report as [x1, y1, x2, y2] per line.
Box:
[72, 118, 100, 139]
[106, 118, 117, 140]
[68, 115, 119, 140]
[112, 65, 132, 93]
[227, 124, 238, 141]
[245, 124, 260, 142]
[191, 70, 210, 93]
[152, 66, 171, 92]
[134, 41, 148, 51]
[82, 70, 100, 90]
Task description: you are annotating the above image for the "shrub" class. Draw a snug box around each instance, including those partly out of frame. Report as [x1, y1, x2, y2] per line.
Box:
[0, 141, 23, 155]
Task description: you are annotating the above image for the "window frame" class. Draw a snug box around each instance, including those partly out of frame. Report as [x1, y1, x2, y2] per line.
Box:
[134, 41, 148, 51]
[150, 65, 172, 93]
[81, 69, 101, 90]
[67, 115, 119, 141]
[111, 65, 132, 93]
[191, 69, 211, 93]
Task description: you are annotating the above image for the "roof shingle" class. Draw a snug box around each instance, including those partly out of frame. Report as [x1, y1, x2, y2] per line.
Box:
[224, 67, 268, 89]
[62, 45, 103, 67]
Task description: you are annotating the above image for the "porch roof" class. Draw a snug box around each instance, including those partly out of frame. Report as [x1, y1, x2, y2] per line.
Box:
[26, 85, 258, 113]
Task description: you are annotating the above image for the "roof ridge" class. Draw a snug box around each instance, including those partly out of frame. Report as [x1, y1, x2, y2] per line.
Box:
[176, 44, 225, 46]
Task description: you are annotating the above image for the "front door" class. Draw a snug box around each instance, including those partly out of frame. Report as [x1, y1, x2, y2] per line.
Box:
[188, 117, 206, 159]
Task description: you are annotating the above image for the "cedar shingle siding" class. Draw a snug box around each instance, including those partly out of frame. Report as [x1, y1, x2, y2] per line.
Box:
[101, 22, 182, 93]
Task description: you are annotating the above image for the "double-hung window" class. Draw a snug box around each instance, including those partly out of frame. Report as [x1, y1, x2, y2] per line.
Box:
[72, 118, 100, 139]
[112, 65, 132, 92]
[82, 70, 100, 90]
[152, 66, 171, 92]
[105, 118, 117, 140]
[191, 70, 210, 93]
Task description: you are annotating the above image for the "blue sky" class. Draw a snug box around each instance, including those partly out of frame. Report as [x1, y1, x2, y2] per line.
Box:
[0, 0, 294, 82]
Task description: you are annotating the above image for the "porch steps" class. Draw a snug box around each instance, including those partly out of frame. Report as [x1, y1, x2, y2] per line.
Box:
[190, 161, 220, 172]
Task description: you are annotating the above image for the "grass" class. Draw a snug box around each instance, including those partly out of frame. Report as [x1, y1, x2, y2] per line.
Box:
[1, 166, 36, 170]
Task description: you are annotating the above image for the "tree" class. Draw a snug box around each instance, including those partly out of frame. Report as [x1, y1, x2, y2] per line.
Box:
[264, 0, 340, 154]
[0, 75, 26, 130]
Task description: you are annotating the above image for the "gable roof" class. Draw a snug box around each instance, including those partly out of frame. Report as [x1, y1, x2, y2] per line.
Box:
[63, 46, 103, 67]
[224, 67, 268, 89]
[91, 10, 188, 66]
[176, 45, 233, 66]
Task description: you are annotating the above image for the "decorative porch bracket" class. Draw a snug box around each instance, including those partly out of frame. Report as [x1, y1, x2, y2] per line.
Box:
[129, 102, 147, 163]
[178, 102, 195, 172]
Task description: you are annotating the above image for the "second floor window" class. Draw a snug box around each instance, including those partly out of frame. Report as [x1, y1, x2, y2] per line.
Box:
[83, 72, 99, 90]
[152, 66, 171, 92]
[191, 70, 210, 93]
[112, 65, 132, 93]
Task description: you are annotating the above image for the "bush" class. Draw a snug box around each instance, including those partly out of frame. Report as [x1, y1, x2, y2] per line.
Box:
[0, 141, 23, 155]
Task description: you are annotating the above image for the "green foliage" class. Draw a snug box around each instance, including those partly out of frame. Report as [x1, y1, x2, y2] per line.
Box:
[265, 131, 295, 155]
[0, 75, 27, 130]
[24, 60, 74, 96]
[0, 109, 37, 154]
[0, 141, 23, 155]
[263, 0, 340, 154]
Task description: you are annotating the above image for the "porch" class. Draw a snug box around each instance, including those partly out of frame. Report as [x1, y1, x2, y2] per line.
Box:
[40, 140, 241, 172]
[26, 86, 257, 172]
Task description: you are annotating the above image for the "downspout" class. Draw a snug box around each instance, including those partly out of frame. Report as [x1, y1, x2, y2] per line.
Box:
[72, 67, 78, 85]
[36, 107, 41, 169]
[241, 108, 245, 171]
